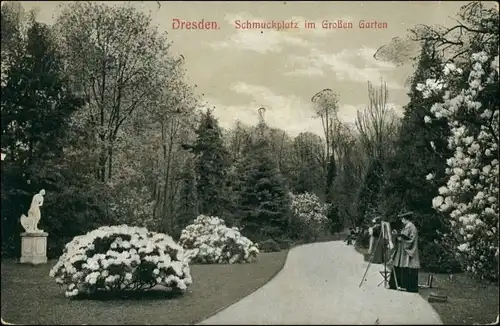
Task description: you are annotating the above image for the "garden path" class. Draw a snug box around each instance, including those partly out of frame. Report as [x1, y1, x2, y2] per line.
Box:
[198, 241, 442, 325]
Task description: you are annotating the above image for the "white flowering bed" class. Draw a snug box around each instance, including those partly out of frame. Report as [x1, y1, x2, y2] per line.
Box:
[49, 225, 193, 298]
[290, 192, 330, 225]
[289, 192, 330, 240]
[179, 215, 259, 264]
[418, 51, 499, 279]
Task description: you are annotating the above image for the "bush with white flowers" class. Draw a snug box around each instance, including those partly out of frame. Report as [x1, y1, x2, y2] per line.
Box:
[179, 215, 259, 264]
[289, 192, 330, 241]
[417, 51, 499, 280]
[49, 225, 193, 298]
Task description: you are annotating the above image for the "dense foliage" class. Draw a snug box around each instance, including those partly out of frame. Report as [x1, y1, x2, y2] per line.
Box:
[381, 42, 460, 272]
[289, 192, 330, 242]
[179, 215, 259, 264]
[1, 4, 91, 256]
[190, 110, 231, 218]
[49, 225, 192, 298]
[419, 52, 499, 280]
[234, 119, 292, 241]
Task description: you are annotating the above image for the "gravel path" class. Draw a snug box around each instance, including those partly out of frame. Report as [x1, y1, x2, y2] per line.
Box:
[198, 241, 442, 325]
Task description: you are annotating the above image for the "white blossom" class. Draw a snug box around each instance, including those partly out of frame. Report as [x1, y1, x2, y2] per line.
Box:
[179, 215, 259, 264]
[418, 51, 499, 280]
[49, 225, 193, 298]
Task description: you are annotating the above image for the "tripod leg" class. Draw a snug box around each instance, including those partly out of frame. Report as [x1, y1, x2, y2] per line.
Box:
[359, 257, 373, 287]
[383, 244, 387, 288]
[391, 265, 403, 290]
[359, 230, 383, 288]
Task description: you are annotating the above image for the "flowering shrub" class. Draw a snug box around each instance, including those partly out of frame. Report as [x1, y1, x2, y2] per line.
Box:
[289, 192, 330, 241]
[179, 215, 259, 264]
[49, 225, 193, 298]
[417, 52, 499, 280]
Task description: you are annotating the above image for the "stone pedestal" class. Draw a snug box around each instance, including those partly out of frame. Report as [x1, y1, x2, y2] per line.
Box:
[20, 232, 48, 265]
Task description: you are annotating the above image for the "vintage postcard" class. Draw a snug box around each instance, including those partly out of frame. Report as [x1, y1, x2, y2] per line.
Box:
[1, 1, 498, 325]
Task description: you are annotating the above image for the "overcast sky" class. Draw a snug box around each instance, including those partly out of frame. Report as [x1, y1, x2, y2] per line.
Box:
[20, 1, 477, 136]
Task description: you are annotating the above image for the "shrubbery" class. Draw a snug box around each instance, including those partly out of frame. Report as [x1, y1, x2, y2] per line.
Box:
[419, 52, 499, 280]
[258, 239, 281, 253]
[289, 192, 330, 242]
[277, 238, 295, 250]
[179, 215, 259, 264]
[49, 225, 192, 298]
[420, 241, 462, 274]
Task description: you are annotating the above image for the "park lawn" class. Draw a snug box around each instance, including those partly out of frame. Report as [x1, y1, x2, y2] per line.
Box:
[355, 245, 499, 325]
[1, 250, 289, 325]
[417, 271, 499, 325]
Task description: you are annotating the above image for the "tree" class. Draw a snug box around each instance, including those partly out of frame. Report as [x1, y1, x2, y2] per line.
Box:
[189, 109, 231, 217]
[355, 81, 399, 162]
[1, 18, 84, 165]
[289, 192, 329, 242]
[267, 127, 291, 173]
[1, 1, 26, 89]
[1, 12, 87, 256]
[381, 41, 459, 272]
[311, 89, 340, 200]
[373, 36, 421, 67]
[290, 132, 325, 196]
[236, 108, 291, 240]
[421, 53, 498, 281]
[56, 1, 173, 182]
[150, 70, 198, 233]
[330, 125, 368, 228]
[226, 120, 252, 164]
[174, 159, 198, 239]
[355, 158, 384, 225]
[415, 2, 499, 280]
[354, 80, 399, 223]
[408, 2, 498, 66]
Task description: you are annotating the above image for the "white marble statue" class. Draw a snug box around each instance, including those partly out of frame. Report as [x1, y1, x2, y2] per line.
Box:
[20, 189, 45, 233]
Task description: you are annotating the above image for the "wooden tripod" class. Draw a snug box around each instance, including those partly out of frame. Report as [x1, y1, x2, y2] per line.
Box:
[359, 220, 404, 290]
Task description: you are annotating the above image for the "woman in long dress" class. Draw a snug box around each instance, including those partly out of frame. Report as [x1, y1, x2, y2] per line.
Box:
[388, 213, 420, 293]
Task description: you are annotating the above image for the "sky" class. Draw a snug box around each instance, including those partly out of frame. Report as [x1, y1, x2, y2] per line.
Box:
[18, 1, 481, 136]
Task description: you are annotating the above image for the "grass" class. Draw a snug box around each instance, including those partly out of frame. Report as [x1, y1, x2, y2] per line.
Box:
[354, 245, 499, 325]
[1, 250, 289, 325]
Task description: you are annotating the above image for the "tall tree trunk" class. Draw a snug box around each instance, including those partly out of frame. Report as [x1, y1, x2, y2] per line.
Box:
[169, 174, 177, 234]
[161, 119, 176, 233]
[97, 55, 107, 183]
[107, 144, 113, 180]
[98, 142, 106, 183]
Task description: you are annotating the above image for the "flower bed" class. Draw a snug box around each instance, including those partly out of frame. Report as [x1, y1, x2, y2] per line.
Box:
[289, 192, 330, 241]
[179, 215, 259, 264]
[49, 225, 192, 298]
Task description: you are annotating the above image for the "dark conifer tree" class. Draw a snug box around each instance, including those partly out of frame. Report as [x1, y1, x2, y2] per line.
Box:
[235, 109, 291, 240]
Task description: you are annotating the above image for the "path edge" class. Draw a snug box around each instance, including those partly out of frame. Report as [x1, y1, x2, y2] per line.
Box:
[193, 247, 293, 325]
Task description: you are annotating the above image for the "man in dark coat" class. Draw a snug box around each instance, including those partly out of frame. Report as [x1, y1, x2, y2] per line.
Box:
[388, 212, 420, 293]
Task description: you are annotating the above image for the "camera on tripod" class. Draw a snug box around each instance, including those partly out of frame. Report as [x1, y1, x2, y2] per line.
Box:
[359, 210, 413, 290]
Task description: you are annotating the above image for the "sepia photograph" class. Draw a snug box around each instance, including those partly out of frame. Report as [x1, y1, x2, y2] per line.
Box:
[1, 1, 499, 324]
